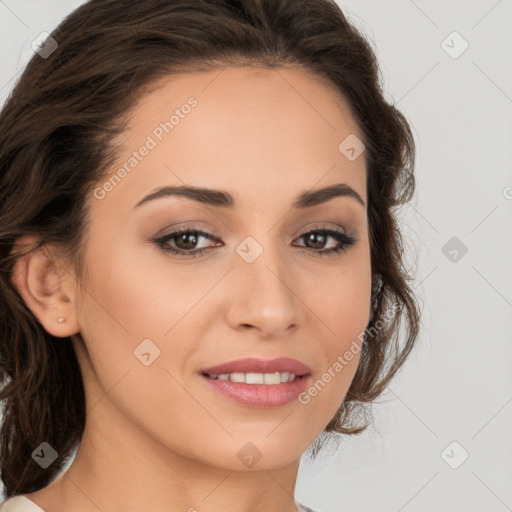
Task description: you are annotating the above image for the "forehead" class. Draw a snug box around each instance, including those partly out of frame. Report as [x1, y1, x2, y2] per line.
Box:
[127, 65, 362, 141]
[90, 66, 366, 216]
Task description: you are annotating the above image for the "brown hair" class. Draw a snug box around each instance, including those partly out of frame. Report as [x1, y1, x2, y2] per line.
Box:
[0, 0, 421, 498]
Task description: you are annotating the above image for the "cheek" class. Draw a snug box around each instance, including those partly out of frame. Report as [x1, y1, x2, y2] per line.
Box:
[75, 238, 213, 391]
[300, 255, 371, 404]
[83, 237, 207, 337]
[75, 246, 197, 428]
[306, 258, 372, 341]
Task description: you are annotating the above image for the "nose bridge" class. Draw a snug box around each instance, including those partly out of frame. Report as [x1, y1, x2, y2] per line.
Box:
[228, 231, 303, 336]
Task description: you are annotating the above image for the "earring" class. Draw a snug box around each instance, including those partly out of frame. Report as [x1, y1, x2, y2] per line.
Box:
[57, 317, 65, 323]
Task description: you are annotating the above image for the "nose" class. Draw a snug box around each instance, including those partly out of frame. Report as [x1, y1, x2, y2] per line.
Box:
[225, 244, 305, 340]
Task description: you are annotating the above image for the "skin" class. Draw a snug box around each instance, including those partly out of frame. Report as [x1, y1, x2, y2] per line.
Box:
[12, 66, 371, 512]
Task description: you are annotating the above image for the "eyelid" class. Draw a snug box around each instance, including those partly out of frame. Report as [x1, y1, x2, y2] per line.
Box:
[291, 221, 354, 239]
[153, 221, 357, 259]
[154, 221, 221, 239]
[155, 221, 352, 242]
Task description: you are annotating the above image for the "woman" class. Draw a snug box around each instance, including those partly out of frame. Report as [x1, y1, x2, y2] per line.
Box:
[0, 0, 421, 510]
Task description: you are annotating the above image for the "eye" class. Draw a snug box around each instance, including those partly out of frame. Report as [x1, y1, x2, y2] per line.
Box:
[293, 227, 357, 257]
[154, 227, 220, 258]
[153, 226, 357, 258]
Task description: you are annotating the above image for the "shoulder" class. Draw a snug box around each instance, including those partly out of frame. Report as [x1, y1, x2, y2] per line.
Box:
[0, 496, 46, 512]
[2, 496, 317, 512]
[296, 502, 320, 512]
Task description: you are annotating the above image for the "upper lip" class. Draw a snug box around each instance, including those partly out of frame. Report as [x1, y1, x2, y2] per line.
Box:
[201, 357, 311, 376]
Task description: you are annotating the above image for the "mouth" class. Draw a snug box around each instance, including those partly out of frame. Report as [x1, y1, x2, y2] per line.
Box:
[202, 371, 308, 384]
[200, 356, 311, 379]
[198, 357, 312, 408]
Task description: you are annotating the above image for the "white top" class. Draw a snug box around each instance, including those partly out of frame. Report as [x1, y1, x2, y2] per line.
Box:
[0, 495, 317, 512]
[0, 496, 45, 512]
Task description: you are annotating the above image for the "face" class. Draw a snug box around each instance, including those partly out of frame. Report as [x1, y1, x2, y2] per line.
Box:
[49, 66, 372, 471]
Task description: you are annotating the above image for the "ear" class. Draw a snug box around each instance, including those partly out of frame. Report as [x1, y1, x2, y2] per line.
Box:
[10, 235, 80, 338]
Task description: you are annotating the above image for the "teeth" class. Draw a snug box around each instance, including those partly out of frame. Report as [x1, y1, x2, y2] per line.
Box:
[208, 372, 298, 384]
[246, 372, 264, 384]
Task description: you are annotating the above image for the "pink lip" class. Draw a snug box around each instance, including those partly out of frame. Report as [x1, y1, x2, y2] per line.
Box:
[201, 374, 310, 408]
[199, 357, 312, 408]
[200, 357, 311, 376]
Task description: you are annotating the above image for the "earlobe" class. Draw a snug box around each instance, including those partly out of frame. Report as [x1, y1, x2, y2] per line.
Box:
[10, 235, 79, 338]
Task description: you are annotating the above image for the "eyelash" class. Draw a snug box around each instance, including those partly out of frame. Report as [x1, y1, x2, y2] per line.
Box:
[153, 226, 357, 258]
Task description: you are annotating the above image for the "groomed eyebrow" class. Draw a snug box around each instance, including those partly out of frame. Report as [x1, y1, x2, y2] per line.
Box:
[133, 182, 366, 210]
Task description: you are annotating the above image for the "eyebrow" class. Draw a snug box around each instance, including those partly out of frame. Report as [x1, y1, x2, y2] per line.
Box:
[133, 182, 366, 210]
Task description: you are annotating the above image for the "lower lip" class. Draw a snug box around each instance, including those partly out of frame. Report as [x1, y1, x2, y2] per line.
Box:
[201, 374, 310, 408]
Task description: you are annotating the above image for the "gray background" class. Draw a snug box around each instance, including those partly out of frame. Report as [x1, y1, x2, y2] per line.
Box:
[1, 1, 511, 511]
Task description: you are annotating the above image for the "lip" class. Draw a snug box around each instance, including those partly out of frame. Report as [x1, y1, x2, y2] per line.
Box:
[201, 374, 310, 408]
[199, 357, 312, 408]
[200, 357, 311, 376]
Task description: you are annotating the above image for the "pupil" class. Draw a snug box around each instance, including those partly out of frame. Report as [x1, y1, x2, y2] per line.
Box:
[307, 233, 325, 249]
[178, 233, 197, 250]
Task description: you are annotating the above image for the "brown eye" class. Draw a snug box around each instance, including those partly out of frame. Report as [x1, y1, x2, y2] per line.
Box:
[154, 228, 220, 257]
[153, 226, 356, 259]
[294, 228, 357, 256]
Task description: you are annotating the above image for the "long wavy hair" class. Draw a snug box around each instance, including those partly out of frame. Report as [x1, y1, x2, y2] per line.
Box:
[0, 0, 421, 498]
